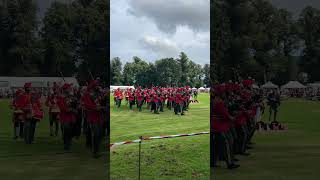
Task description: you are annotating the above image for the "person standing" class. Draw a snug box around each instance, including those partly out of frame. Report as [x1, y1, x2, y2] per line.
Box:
[45, 86, 60, 136]
[115, 88, 123, 108]
[211, 85, 239, 169]
[82, 80, 104, 158]
[57, 83, 77, 151]
[267, 90, 280, 122]
[136, 90, 143, 112]
[11, 89, 25, 139]
[16, 83, 44, 144]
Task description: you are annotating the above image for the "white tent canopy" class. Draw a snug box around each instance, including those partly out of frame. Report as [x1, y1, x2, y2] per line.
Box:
[110, 86, 135, 91]
[281, 81, 306, 89]
[261, 81, 278, 89]
[0, 77, 79, 88]
[307, 83, 320, 89]
[252, 84, 259, 89]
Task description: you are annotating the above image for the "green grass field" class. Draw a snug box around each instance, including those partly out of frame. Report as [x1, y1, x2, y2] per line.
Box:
[214, 99, 320, 180]
[110, 93, 210, 179]
[0, 99, 106, 180]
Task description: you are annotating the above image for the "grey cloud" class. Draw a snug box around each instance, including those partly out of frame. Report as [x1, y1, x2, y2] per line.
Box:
[140, 36, 179, 58]
[128, 0, 209, 34]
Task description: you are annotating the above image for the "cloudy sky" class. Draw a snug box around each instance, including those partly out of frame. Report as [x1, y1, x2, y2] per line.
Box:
[110, 0, 210, 65]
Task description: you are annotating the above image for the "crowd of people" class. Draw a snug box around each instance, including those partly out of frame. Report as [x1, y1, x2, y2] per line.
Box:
[10, 80, 109, 158]
[211, 79, 285, 169]
[210, 79, 264, 169]
[113, 86, 199, 115]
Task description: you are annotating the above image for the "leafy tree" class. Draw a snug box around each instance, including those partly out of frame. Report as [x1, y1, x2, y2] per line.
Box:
[155, 58, 181, 87]
[110, 57, 122, 85]
[0, 0, 40, 76]
[298, 6, 320, 81]
[41, 1, 75, 77]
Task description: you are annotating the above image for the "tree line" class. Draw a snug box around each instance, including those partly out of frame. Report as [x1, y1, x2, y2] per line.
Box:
[0, 0, 109, 85]
[212, 0, 320, 85]
[110, 52, 210, 88]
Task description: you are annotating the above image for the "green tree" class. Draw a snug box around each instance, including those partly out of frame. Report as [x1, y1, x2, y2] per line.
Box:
[298, 6, 320, 81]
[203, 64, 210, 87]
[41, 1, 75, 77]
[154, 58, 181, 87]
[177, 52, 189, 86]
[0, 0, 40, 76]
[110, 57, 122, 85]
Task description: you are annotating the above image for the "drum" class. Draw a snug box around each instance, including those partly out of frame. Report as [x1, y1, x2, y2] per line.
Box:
[14, 109, 24, 114]
[51, 108, 60, 113]
[14, 109, 24, 121]
[33, 110, 44, 121]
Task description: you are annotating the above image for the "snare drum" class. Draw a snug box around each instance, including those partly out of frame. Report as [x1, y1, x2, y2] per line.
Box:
[51, 108, 60, 113]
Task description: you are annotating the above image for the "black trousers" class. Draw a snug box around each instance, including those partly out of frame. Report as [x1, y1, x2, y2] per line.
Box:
[62, 121, 74, 150]
[212, 131, 233, 167]
[129, 100, 135, 110]
[236, 125, 247, 154]
[151, 102, 159, 113]
[159, 102, 164, 112]
[86, 123, 102, 155]
[116, 99, 122, 108]
[24, 119, 37, 144]
[49, 113, 59, 136]
[73, 110, 82, 137]
[137, 100, 143, 111]
[174, 103, 183, 114]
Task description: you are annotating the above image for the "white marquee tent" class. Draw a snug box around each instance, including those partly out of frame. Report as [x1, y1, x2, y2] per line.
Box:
[281, 81, 306, 90]
[261, 81, 278, 89]
[110, 85, 135, 92]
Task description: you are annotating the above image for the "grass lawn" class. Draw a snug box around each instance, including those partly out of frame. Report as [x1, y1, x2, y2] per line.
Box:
[213, 98, 320, 180]
[110, 93, 210, 179]
[0, 99, 106, 180]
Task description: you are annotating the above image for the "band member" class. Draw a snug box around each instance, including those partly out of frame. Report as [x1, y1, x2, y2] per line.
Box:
[174, 89, 184, 115]
[267, 90, 280, 122]
[114, 88, 123, 108]
[128, 89, 135, 110]
[57, 83, 77, 151]
[136, 89, 143, 112]
[45, 86, 60, 136]
[82, 80, 104, 158]
[17, 83, 44, 144]
[151, 92, 159, 114]
[11, 89, 25, 139]
[211, 85, 240, 169]
[73, 87, 83, 139]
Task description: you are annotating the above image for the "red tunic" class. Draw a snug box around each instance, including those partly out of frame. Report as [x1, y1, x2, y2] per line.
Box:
[146, 95, 151, 103]
[153, 95, 159, 103]
[57, 96, 76, 123]
[235, 112, 247, 126]
[31, 95, 44, 121]
[128, 92, 134, 101]
[12, 92, 30, 121]
[82, 92, 103, 124]
[116, 91, 123, 100]
[175, 93, 182, 104]
[137, 93, 143, 101]
[211, 100, 231, 132]
[45, 95, 59, 113]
